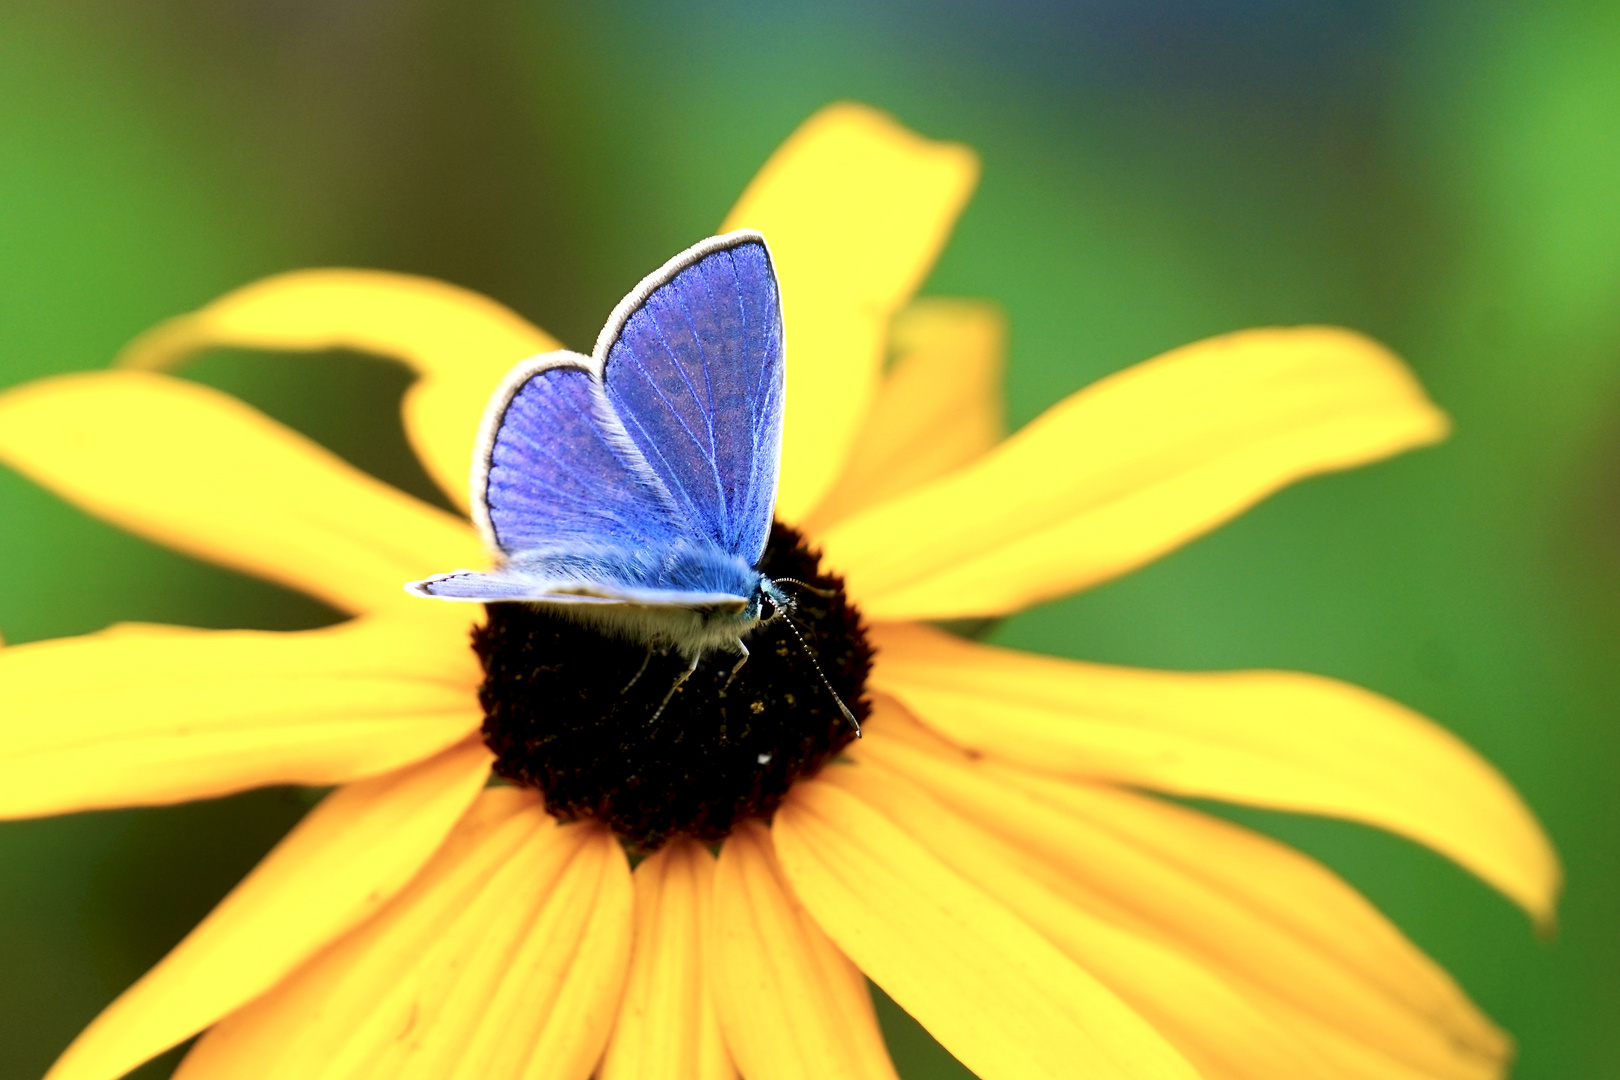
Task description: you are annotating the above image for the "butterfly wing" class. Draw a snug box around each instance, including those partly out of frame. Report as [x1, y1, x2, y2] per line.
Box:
[407, 231, 782, 612]
[596, 230, 784, 566]
[406, 567, 751, 609]
[407, 355, 698, 603]
[475, 357, 685, 554]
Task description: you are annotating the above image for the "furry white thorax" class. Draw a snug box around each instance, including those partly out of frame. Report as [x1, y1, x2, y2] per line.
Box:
[532, 577, 793, 661]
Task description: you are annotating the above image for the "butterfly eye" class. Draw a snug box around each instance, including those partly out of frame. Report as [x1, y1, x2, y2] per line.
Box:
[758, 580, 798, 623]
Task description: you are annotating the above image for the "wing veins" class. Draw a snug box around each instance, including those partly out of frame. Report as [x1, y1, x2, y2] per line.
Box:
[492, 464, 642, 539]
[663, 285, 730, 525]
[612, 341, 728, 530]
[497, 425, 665, 538]
[741, 280, 781, 541]
[610, 392, 716, 543]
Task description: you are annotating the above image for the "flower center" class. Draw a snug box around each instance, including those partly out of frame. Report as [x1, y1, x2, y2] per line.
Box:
[471, 522, 871, 852]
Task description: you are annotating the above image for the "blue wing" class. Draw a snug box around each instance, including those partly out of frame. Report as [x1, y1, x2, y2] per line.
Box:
[472, 359, 685, 555]
[407, 539, 759, 606]
[405, 231, 782, 611]
[410, 356, 761, 605]
[596, 230, 784, 565]
[408, 572, 748, 607]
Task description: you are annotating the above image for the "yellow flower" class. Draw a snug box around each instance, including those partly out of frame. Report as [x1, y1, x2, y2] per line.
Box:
[0, 103, 1558, 1080]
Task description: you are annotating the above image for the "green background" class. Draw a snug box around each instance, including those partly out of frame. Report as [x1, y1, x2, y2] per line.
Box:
[1, 1, 1616, 1076]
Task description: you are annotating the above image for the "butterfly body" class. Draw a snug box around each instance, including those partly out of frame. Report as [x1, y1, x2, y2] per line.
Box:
[492, 539, 794, 658]
[407, 231, 790, 664]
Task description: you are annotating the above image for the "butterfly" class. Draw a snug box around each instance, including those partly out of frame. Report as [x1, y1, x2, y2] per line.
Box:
[406, 230, 856, 727]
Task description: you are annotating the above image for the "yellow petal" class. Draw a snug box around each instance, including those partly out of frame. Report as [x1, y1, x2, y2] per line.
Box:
[721, 102, 979, 522]
[0, 615, 482, 817]
[802, 299, 1005, 534]
[599, 839, 735, 1080]
[0, 371, 486, 614]
[773, 781, 1201, 1080]
[870, 622, 1560, 925]
[854, 703, 1510, 1080]
[117, 269, 558, 509]
[823, 747, 1340, 1080]
[818, 327, 1450, 619]
[176, 792, 633, 1080]
[45, 737, 492, 1080]
[709, 821, 898, 1080]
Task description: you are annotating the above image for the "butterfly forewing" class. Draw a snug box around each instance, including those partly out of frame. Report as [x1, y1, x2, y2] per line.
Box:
[599, 233, 784, 565]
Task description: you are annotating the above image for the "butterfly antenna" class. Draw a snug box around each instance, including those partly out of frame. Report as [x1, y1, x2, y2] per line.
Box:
[777, 615, 861, 737]
[772, 577, 839, 599]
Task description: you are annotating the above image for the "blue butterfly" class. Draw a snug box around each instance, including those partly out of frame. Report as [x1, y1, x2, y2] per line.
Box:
[406, 231, 854, 725]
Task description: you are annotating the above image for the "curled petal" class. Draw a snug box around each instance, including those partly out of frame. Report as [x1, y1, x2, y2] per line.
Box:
[599, 839, 735, 1080]
[870, 622, 1560, 925]
[0, 371, 486, 614]
[176, 793, 633, 1080]
[722, 102, 979, 522]
[0, 615, 482, 817]
[45, 738, 492, 1080]
[117, 269, 558, 508]
[709, 822, 898, 1080]
[773, 781, 1201, 1080]
[803, 299, 1005, 534]
[819, 327, 1449, 619]
[854, 704, 1511, 1080]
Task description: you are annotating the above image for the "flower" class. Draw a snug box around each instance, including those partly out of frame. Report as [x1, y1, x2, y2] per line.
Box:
[0, 103, 1558, 1080]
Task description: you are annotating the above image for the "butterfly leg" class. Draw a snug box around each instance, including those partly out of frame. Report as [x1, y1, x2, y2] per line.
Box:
[649, 652, 701, 723]
[621, 643, 655, 693]
[721, 639, 750, 692]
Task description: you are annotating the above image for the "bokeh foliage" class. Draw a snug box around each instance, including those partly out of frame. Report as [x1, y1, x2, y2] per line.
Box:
[1, 1, 1617, 1077]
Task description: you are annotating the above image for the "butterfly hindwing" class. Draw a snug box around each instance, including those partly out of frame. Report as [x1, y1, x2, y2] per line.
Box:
[478, 360, 684, 555]
[598, 231, 784, 565]
[414, 359, 703, 603]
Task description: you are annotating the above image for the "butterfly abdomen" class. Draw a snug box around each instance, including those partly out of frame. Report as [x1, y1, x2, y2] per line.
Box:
[533, 594, 764, 659]
[503, 539, 765, 657]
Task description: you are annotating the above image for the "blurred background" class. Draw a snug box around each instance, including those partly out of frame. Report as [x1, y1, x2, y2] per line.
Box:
[0, 0, 1617, 1076]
